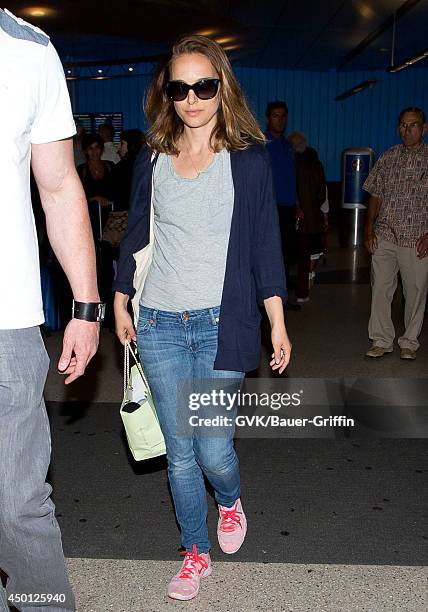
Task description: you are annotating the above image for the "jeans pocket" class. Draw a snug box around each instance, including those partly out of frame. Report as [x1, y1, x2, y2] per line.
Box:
[137, 316, 155, 336]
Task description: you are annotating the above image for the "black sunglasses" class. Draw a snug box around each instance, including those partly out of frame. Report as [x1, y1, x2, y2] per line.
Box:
[165, 78, 220, 101]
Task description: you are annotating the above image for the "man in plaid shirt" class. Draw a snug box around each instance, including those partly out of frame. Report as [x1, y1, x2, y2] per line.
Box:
[363, 107, 428, 360]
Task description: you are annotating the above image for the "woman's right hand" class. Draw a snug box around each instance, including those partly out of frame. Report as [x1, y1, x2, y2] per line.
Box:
[114, 292, 136, 345]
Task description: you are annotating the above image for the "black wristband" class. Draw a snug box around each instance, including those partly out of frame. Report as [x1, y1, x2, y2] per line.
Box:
[72, 300, 106, 322]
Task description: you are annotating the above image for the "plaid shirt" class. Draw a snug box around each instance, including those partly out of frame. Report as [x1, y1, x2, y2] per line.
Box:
[363, 142, 428, 247]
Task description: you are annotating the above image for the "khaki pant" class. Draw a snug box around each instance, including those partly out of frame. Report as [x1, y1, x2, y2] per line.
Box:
[369, 239, 428, 351]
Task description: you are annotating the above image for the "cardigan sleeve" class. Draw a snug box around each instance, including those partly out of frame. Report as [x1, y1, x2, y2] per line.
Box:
[112, 147, 152, 297]
[252, 149, 288, 304]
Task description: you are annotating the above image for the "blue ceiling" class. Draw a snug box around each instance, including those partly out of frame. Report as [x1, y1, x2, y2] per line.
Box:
[7, 0, 428, 71]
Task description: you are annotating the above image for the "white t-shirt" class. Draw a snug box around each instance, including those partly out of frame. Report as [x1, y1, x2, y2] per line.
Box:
[0, 9, 76, 329]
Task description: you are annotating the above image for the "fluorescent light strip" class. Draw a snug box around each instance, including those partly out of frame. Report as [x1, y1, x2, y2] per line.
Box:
[388, 48, 428, 72]
[334, 79, 377, 101]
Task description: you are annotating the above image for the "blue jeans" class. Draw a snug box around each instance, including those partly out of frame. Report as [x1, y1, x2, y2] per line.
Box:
[137, 305, 245, 553]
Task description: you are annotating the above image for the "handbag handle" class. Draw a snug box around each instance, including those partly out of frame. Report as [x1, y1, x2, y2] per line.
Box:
[124, 340, 151, 395]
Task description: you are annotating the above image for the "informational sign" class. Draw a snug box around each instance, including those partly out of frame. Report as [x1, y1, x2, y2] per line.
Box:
[73, 112, 123, 143]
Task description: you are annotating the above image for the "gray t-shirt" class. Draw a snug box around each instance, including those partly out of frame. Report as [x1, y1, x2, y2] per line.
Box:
[141, 149, 234, 311]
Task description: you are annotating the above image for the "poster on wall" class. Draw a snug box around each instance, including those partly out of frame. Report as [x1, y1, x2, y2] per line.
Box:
[73, 112, 123, 144]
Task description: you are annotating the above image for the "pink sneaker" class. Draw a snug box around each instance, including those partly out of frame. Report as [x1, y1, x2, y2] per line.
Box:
[217, 498, 247, 554]
[167, 544, 212, 601]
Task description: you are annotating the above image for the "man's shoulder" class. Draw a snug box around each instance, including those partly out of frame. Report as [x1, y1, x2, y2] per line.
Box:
[379, 144, 404, 161]
[420, 141, 428, 155]
[0, 8, 49, 46]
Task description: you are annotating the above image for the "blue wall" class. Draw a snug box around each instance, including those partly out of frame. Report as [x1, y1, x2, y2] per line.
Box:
[69, 65, 428, 180]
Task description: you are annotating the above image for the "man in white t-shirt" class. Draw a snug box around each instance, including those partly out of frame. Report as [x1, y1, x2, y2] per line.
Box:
[0, 9, 102, 612]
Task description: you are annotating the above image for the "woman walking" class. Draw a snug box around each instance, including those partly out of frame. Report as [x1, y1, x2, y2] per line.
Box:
[114, 35, 291, 601]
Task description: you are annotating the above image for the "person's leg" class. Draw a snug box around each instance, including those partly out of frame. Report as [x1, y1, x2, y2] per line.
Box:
[295, 233, 312, 300]
[190, 308, 244, 506]
[190, 308, 246, 555]
[0, 327, 75, 612]
[1, 581, 9, 612]
[136, 307, 211, 553]
[368, 239, 399, 348]
[396, 245, 428, 351]
[277, 206, 296, 289]
[309, 233, 323, 284]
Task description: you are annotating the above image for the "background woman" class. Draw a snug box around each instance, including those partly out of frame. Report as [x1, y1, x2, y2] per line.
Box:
[77, 132, 114, 214]
[114, 36, 291, 602]
[288, 131, 327, 302]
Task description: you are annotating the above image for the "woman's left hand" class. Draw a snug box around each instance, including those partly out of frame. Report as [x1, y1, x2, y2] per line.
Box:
[270, 324, 292, 374]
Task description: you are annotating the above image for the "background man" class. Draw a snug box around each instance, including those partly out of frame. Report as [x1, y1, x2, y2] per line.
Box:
[265, 101, 299, 310]
[363, 106, 428, 360]
[0, 8, 101, 611]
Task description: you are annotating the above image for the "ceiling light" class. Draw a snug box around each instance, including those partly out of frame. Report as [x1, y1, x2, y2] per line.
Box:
[388, 48, 428, 72]
[357, 2, 375, 19]
[196, 29, 218, 37]
[215, 36, 236, 45]
[223, 44, 241, 52]
[128, 66, 134, 72]
[334, 79, 377, 101]
[97, 69, 103, 74]
[21, 6, 56, 18]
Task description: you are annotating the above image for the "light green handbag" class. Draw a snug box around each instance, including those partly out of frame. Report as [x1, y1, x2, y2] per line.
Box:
[120, 341, 166, 461]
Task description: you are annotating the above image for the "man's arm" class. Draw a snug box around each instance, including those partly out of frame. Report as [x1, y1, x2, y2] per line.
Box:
[364, 195, 381, 254]
[31, 138, 100, 384]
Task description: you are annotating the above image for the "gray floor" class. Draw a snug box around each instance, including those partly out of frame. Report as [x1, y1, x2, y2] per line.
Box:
[48, 406, 427, 565]
[40, 242, 428, 611]
[66, 559, 427, 612]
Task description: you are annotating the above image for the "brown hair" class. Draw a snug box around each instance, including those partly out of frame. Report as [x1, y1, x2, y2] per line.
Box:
[144, 35, 265, 154]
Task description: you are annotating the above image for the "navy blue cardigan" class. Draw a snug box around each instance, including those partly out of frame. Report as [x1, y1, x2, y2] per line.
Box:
[113, 143, 287, 372]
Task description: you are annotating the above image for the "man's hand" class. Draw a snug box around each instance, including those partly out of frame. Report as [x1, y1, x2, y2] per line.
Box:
[58, 319, 100, 384]
[416, 233, 428, 258]
[364, 195, 381, 255]
[365, 231, 378, 254]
